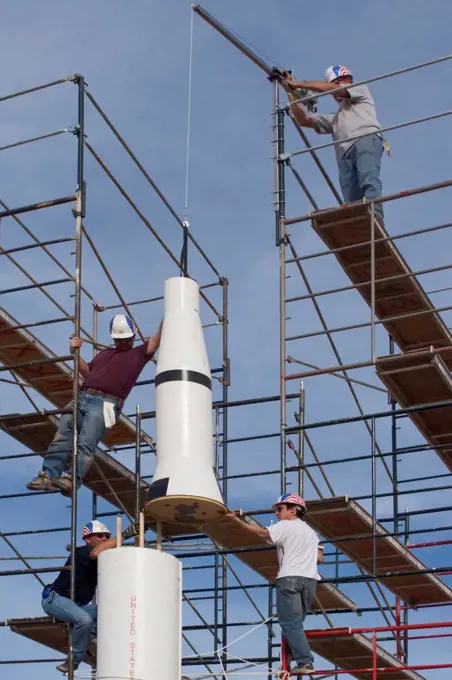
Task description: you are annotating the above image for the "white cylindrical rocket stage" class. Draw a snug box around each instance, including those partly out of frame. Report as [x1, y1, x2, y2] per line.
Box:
[145, 277, 226, 524]
[97, 547, 182, 680]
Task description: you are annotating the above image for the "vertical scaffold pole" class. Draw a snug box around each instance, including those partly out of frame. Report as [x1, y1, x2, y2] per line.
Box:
[274, 79, 287, 493]
[135, 404, 142, 524]
[220, 277, 229, 665]
[69, 73, 86, 680]
[93, 303, 99, 358]
[370, 202, 376, 362]
[298, 381, 305, 495]
[371, 417, 377, 577]
[403, 509, 410, 662]
[267, 585, 274, 680]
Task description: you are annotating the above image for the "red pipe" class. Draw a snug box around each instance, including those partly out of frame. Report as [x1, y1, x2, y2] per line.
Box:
[407, 538, 452, 549]
[401, 600, 452, 611]
[395, 597, 402, 661]
[306, 621, 452, 638]
[291, 663, 452, 676]
[401, 632, 452, 641]
[372, 631, 377, 680]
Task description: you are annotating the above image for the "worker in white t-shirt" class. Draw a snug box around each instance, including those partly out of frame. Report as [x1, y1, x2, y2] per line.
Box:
[224, 492, 323, 676]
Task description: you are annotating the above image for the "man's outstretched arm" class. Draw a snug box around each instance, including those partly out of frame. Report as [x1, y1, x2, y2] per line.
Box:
[286, 76, 351, 101]
[282, 73, 320, 130]
[146, 320, 163, 357]
[286, 90, 318, 129]
[223, 511, 270, 540]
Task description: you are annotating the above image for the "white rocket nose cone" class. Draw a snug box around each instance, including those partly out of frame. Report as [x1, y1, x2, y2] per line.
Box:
[145, 277, 226, 524]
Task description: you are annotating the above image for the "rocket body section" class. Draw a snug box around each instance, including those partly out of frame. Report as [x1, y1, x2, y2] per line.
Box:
[97, 548, 182, 680]
[146, 277, 225, 522]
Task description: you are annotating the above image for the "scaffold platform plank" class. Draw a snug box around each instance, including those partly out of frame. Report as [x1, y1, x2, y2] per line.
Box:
[310, 204, 452, 354]
[0, 306, 150, 447]
[307, 628, 424, 680]
[0, 412, 148, 517]
[203, 516, 356, 612]
[376, 348, 452, 472]
[305, 497, 452, 605]
[7, 617, 95, 667]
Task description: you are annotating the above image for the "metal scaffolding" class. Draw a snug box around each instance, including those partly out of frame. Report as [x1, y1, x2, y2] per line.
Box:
[1, 5, 452, 679]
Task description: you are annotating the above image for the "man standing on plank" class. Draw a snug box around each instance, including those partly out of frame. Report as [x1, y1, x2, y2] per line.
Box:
[283, 65, 385, 221]
[224, 492, 323, 675]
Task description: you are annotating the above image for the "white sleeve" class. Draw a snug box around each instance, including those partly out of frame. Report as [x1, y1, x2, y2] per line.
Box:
[348, 84, 370, 103]
[311, 113, 334, 135]
[267, 522, 287, 546]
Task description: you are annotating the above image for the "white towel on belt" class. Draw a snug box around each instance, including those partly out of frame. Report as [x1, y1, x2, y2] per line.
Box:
[103, 401, 116, 429]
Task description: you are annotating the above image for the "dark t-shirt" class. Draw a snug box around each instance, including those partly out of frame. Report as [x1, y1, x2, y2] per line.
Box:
[82, 343, 150, 401]
[52, 545, 97, 606]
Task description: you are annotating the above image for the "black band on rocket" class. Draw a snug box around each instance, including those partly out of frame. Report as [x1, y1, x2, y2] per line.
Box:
[155, 369, 212, 391]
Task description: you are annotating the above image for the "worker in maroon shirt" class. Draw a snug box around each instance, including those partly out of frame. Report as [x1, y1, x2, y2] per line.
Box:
[27, 314, 162, 495]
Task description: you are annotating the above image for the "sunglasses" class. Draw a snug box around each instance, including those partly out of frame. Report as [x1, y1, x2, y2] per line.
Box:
[92, 533, 110, 539]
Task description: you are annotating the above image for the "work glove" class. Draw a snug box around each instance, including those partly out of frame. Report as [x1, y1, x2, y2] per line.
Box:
[122, 523, 140, 540]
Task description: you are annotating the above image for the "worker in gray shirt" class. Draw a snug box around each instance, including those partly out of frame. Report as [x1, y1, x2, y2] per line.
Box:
[283, 65, 384, 221]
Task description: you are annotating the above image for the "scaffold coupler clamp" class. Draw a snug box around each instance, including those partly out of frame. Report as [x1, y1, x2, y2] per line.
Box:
[268, 66, 285, 83]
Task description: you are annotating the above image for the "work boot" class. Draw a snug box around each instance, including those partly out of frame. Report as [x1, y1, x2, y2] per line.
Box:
[87, 637, 97, 659]
[26, 471, 54, 491]
[292, 662, 314, 675]
[51, 473, 73, 497]
[56, 659, 79, 674]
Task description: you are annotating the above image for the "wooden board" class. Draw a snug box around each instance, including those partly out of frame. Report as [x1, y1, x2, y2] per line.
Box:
[8, 617, 95, 667]
[1, 412, 148, 517]
[203, 515, 356, 613]
[7, 619, 424, 680]
[308, 628, 424, 680]
[0, 306, 152, 447]
[305, 497, 452, 605]
[311, 205, 452, 355]
[376, 348, 452, 472]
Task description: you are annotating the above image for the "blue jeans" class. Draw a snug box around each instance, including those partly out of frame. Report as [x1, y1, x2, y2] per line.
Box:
[42, 591, 96, 666]
[338, 133, 384, 220]
[42, 392, 113, 484]
[276, 576, 317, 667]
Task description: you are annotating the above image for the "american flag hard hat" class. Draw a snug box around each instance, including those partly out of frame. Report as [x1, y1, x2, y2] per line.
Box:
[82, 520, 111, 538]
[273, 492, 306, 510]
[325, 65, 353, 83]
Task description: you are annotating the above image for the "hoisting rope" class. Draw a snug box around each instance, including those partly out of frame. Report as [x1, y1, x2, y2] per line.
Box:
[181, 8, 194, 277]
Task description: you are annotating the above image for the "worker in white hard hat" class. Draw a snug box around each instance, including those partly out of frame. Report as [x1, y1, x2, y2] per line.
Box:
[41, 519, 139, 674]
[224, 493, 323, 676]
[27, 314, 163, 495]
[282, 65, 384, 221]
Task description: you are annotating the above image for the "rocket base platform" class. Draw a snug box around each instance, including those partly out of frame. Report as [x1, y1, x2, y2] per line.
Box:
[145, 495, 226, 524]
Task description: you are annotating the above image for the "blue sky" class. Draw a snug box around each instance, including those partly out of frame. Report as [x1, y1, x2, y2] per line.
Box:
[1, 0, 452, 678]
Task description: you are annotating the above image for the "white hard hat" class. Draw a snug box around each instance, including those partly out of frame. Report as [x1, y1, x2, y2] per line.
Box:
[325, 65, 353, 83]
[110, 314, 136, 340]
[82, 520, 111, 538]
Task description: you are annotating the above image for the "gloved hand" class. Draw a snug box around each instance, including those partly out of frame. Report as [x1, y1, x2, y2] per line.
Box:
[122, 523, 140, 540]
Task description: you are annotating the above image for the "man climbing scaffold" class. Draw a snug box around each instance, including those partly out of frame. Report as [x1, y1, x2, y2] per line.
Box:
[225, 493, 324, 676]
[27, 314, 162, 495]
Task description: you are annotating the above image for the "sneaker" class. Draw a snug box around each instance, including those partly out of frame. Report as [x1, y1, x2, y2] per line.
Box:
[56, 659, 79, 674]
[293, 662, 314, 676]
[51, 473, 73, 497]
[26, 471, 54, 491]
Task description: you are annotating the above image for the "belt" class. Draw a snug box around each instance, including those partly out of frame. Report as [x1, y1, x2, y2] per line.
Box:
[82, 388, 119, 402]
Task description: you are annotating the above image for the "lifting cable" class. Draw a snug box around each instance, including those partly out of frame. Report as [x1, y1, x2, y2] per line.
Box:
[181, 8, 194, 277]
